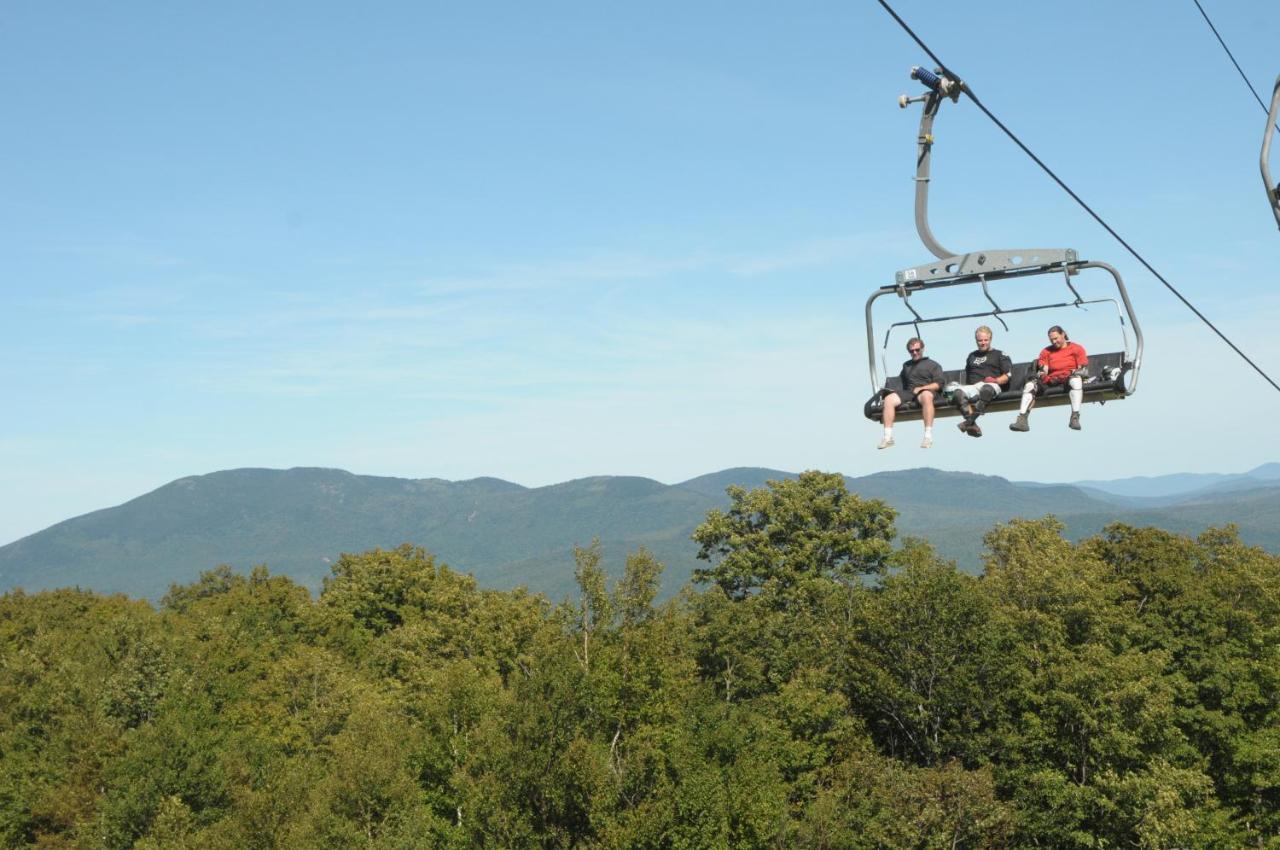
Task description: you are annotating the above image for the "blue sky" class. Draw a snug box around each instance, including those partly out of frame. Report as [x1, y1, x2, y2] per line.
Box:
[4, 0, 1280, 544]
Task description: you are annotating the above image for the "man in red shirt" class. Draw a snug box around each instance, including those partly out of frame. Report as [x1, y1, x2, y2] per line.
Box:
[1009, 325, 1088, 432]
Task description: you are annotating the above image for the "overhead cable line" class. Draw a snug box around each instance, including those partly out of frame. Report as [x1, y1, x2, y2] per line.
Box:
[875, 0, 1280, 395]
[1192, 0, 1274, 118]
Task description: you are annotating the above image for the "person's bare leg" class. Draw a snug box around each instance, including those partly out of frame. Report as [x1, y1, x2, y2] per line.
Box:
[879, 393, 901, 448]
[919, 391, 935, 447]
[883, 393, 900, 429]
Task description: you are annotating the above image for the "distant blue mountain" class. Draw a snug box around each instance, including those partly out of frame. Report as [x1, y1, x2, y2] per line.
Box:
[1065, 463, 1280, 504]
[2, 465, 1278, 602]
[674, 467, 795, 497]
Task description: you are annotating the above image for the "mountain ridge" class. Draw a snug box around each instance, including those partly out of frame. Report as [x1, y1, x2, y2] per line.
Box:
[3, 465, 1278, 602]
[1050, 462, 1280, 502]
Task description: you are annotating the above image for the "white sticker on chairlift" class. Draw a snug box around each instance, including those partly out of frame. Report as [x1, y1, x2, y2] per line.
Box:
[903, 269, 917, 280]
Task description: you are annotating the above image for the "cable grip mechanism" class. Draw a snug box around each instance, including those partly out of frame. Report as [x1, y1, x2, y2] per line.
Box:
[898, 67, 960, 108]
[912, 66, 961, 99]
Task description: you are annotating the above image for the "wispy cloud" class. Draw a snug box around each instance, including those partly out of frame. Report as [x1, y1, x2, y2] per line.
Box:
[727, 233, 910, 276]
[33, 237, 188, 269]
[13, 232, 895, 407]
[86, 313, 165, 328]
[411, 230, 911, 296]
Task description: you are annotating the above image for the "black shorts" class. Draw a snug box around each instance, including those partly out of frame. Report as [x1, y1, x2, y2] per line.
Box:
[883, 387, 933, 405]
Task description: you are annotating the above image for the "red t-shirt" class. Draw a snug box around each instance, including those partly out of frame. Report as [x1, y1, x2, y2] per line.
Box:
[1038, 341, 1087, 383]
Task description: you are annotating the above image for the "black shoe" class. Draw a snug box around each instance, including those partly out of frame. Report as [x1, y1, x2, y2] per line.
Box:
[1069, 412, 1081, 430]
[967, 423, 983, 438]
[957, 418, 972, 433]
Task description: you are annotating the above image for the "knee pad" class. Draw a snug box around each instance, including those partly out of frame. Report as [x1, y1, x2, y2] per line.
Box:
[978, 384, 999, 402]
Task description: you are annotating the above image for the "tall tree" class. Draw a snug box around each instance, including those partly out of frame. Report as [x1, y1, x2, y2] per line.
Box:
[692, 470, 896, 600]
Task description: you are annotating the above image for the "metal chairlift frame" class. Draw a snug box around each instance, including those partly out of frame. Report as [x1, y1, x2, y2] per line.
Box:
[864, 67, 1144, 423]
[1262, 74, 1280, 230]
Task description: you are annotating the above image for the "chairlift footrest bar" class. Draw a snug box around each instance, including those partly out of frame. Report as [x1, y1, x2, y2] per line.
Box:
[894, 249, 1079, 287]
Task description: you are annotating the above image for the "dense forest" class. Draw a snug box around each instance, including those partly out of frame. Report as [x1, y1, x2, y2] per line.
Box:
[2, 471, 1277, 848]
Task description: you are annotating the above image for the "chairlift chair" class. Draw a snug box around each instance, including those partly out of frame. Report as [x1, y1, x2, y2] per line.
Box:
[864, 67, 1144, 425]
[1262, 74, 1280, 230]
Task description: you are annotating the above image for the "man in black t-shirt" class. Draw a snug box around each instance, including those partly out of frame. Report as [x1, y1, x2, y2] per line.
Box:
[944, 325, 1012, 438]
[878, 337, 945, 450]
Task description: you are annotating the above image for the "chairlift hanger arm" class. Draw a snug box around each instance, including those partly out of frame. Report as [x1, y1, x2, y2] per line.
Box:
[1262, 75, 1280, 230]
[899, 67, 961, 260]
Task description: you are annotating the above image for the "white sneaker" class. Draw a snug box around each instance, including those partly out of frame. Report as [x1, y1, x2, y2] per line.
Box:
[877, 437, 895, 450]
[920, 436, 933, 449]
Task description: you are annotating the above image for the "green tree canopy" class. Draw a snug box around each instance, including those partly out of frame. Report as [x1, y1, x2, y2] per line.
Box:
[692, 470, 897, 599]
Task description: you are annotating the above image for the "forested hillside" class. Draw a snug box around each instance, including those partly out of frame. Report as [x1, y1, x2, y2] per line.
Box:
[2, 471, 1276, 847]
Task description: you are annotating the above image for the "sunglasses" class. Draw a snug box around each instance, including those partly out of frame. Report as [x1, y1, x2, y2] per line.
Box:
[907, 347, 923, 353]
